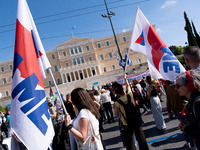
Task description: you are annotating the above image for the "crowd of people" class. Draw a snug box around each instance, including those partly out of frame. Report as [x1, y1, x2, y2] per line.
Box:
[46, 46, 200, 150]
[1, 46, 200, 150]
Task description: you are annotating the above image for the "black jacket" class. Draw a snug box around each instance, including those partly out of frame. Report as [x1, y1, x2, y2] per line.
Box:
[184, 91, 200, 139]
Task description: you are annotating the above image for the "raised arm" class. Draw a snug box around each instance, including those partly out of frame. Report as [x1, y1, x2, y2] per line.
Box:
[124, 74, 131, 93]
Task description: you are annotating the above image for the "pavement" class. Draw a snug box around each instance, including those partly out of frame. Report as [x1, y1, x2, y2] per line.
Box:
[102, 95, 186, 150]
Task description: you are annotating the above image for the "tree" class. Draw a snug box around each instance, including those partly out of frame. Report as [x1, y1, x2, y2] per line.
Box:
[169, 45, 184, 55]
[184, 12, 198, 46]
[192, 21, 200, 47]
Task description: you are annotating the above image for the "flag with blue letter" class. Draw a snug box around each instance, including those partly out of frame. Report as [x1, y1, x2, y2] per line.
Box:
[129, 7, 185, 81]
[11, 0, 54, 149]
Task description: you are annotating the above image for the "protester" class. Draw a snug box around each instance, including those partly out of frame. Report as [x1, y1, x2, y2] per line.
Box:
[148, 80, 166, 131]
[112, 74, 149, 150]
[176, 70, 200, 149]
[94, 89, 101, 103]
[64, 94, 76, 119]
[184, 46, 200, 72]
[100, 88, 114, 123]
[65, 88, 103, 150]
[88, 90, 106, 149]
[5, 108, 11, 137]
[94, 89, 106, 130]
[166, 81, 195, 149]
[48, 101, 57, 128]
[132, 80, 148, 115]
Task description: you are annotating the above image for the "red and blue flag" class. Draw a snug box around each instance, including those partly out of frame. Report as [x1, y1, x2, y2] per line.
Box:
[10, 0, 54, 149]
[129, 7, 185, 81]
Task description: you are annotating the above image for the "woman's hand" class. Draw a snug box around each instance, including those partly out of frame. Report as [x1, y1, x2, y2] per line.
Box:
[65, 113, 71, 127]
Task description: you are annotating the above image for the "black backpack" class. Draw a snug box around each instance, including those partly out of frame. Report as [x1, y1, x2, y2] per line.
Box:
[116, 94, 143, 128]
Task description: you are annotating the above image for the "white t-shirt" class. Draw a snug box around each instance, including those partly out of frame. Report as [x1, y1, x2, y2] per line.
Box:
[100, 91, 111, 104]
[94, 95, 101, 103]
[72, 109, 99, 136]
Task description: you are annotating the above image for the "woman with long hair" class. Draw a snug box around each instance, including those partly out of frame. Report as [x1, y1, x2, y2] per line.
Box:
[64, 88, 103, 150]
[176, 70, 200, 149]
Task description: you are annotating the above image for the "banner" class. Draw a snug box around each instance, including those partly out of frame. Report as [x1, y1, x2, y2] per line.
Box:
[129, 7, 185, 81]
[10, 0, 54, 149]
[116, 70, 150, 85]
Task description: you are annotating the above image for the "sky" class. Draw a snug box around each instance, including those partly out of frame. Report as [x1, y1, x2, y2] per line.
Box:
[0, 0, 200, 62]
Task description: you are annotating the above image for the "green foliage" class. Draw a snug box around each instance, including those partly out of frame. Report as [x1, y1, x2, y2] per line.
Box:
[192, 21, 200, 47]
[177, 56, 185, 65]
[169, 45, 185, 55]
[184, 12, 198, 46]
[0, 106, 3, 112]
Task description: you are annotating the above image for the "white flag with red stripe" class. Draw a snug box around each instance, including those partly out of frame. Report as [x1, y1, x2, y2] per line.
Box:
[10, 0, 54, 150]
[129, 7, 185, 81]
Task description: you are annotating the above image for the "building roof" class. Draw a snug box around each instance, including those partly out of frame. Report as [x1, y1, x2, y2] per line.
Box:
[56, 36, 92, 47]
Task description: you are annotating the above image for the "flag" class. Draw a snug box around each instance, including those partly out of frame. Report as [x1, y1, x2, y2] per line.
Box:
[50, 86, 57, 100]
[129, 7, 185, 81]
[112, 50, 124, 68]
[125, 49, 133, 66]
[112, 50, 132, 70]
[11, 0, 54, 150]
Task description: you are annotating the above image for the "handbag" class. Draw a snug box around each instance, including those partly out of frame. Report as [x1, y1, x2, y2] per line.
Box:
[75, 111, 103, 150]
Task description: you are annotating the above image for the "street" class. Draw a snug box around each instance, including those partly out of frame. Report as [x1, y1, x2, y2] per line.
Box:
[102, 95, 185, 150]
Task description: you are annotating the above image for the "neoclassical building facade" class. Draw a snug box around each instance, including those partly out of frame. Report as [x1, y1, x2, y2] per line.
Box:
[0, 30, 148, 105]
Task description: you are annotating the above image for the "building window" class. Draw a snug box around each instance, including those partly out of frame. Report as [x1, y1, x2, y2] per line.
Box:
[62, 51, 66, 56]
[112, 65, 116, 70]
[77, 57, 81, 64]
[70, 48, 74, 55]
[103, 67, 107, 72]
[74, 47, 78, 54]
[48, 81, 52, 86]
[1, 67, 4, 72]
[78, 46, 82, 53]
[2, 78, 6, 84]
[106, 41, 109, 46]
[54, 66, 58, 72]
[86, 45, 90, 51]
[57, 78, 61, 84]
[100, 54, 104, 60]
[72, 58, 77, 65]
[5, 91, 9, 96]
[89, 57, 92, 62]
[81, 57, 85, 63]
[108, 52, 113, 58]
[46, 69, 49, 74]
[9, 64, 13, 70]
[65, 63, 69, 67]
[52, 54, 55, 59]
[123, 36, 127, 42]
[97, 42, 101, 48]
[138, 58, 142, 64]
[126, 48, 129, 53]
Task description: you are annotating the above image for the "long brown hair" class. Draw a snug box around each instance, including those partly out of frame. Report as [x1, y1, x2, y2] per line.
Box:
[71, 88, 100, 119]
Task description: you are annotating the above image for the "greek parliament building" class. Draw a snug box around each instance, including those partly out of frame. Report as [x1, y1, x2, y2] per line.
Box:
[0, 30, 148, 106]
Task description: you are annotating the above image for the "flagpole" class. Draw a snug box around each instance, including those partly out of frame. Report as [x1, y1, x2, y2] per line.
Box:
[48, 68, 67, 114]
[102, 0, 123, 61]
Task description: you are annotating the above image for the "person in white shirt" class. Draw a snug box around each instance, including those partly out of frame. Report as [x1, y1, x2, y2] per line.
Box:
[100, 89, 114, 123]
[65, 88, 103, 150]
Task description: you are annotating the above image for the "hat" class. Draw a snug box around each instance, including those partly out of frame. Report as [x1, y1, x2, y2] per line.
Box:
[101, 89, 106, 93]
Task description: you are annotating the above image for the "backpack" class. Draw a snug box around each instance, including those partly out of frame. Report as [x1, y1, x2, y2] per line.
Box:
[116, 94, 143, 128]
